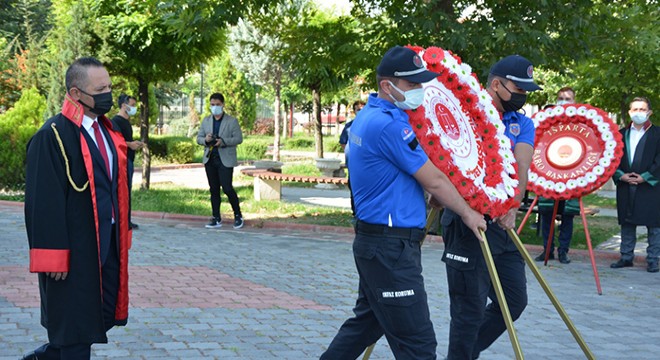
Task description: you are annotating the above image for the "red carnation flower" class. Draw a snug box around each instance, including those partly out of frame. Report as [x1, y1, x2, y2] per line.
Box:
[423, 47, 445, 65]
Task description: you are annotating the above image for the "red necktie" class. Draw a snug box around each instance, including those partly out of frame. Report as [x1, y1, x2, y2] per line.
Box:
[91, 121, 111, 179]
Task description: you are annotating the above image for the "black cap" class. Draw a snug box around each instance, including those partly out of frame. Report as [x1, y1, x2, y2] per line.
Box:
[489, 55, 542, 91]
[377, 46, 440, 84]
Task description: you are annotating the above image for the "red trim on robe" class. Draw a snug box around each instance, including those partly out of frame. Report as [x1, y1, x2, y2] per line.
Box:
[59, 94, 132, 322]
[29, 249, 70, 273]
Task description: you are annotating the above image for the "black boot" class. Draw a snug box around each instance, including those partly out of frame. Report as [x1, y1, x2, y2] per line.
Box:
[534, 250, 554, 261]
[558, 250, 571, 264]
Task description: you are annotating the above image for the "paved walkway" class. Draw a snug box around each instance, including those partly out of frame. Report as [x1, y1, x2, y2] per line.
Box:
[1, 202, 659, 359]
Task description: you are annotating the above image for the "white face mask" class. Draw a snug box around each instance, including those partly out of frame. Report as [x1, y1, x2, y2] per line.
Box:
[630, 112, 649, 125]
[388, 81, 425, 110]
[127, 105, 137, 116]
[210, 105, 223, 116]
[556, 100, 569, 106]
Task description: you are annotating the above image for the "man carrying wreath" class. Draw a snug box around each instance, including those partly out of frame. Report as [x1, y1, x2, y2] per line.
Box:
[441, 55, 541, 360]
[320, 46, 487, 360]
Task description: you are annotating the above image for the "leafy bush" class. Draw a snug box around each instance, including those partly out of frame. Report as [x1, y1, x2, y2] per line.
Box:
[0, 87, 45, 188]
[238, 137, 269, 160]
[147, 135, 195, 164]
[285, 137, 314, 149]
[168, 141, 195, 164]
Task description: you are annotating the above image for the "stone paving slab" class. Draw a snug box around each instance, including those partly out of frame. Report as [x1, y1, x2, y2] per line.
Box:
[1, 203, 659, 359]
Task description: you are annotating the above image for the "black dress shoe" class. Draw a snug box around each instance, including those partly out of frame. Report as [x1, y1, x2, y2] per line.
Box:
[535, 250, 554, 261]
[21, 352, 37, 360]
[648, 263, 659, 273]
[130, 222, 139, 230]
[558, 251, 571, 264]
[610, 259, 633, 268]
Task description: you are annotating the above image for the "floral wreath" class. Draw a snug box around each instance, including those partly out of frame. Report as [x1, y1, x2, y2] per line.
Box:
[405, 45, 519, 218]
[528, 104, 624, 200]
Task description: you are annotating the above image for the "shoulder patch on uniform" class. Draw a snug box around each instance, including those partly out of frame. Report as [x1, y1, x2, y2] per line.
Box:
[401, 127, 414, 141]
[510, 123, 520, 136]
[408, 138, 419, 151]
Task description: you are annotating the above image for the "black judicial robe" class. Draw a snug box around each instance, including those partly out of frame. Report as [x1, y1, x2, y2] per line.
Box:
[24, 94, 132, 346]
[614, 123, 660, 227]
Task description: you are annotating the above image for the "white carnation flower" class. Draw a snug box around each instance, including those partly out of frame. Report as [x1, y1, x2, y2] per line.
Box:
[555, 182, 567, 192]
[599, 158, 611, 167]
[586, 109, 597, 119]
[577, 106, 588, 116]
[566, 179, 578, 189]
[565, 107, 577, 117]
[593, 165, 605, 175]
[593, 116, 603, 125]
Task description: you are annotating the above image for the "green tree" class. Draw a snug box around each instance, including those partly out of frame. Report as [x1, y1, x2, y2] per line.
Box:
[282, 11, 364, 158]
[573, 1, 659, 122]
[349, 0, 597, 88]
[91, 0, 270, 189]
[206, 55, 257, 132]
[43, 0, 93, 117]
[0, 87, 45, 187]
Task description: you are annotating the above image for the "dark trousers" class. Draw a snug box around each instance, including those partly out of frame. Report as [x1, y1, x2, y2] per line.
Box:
[127, 159, 134, 224]
[540, 212, 574, 253]
[445, 249, 527, 360]
[204, 154, 241, 219]
[32, 229, 119, 360]
[321, 222, 437, 360]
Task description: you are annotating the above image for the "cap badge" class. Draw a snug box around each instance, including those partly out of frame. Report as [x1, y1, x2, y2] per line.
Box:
[413, 55, 423, 68]
[527, 65, 534, 78]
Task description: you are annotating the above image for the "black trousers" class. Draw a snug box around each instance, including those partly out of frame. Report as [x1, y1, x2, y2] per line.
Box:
[321, 221, 437, 360]
[204, 154, 241, 219]
[32, 229, 119, 360]
[442, 220, 527, 360]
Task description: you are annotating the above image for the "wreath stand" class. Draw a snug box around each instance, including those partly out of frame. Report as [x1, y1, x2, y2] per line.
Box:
[516, 196, 603, 295]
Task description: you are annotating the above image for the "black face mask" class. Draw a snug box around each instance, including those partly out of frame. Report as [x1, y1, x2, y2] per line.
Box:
[77, 89, 114, 116]
[496, 83, 527, 113]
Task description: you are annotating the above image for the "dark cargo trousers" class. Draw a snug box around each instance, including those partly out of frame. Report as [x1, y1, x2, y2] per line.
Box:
[442, 216, 528, 360]
[321, 221, 437, 360]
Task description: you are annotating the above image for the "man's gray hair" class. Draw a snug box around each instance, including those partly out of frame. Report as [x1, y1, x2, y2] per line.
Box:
[65, 57, 104, 91]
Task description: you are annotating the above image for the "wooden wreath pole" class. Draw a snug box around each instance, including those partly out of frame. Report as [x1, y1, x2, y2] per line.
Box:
[361, 207, 440, 359]
[479, 229, 524, 360]
[507, 228, 596, 359]
[516, 196, 539, 235]
[578, 198, 603, 295]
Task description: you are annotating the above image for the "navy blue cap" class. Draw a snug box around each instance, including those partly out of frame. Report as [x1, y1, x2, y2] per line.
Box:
[377, 46, 440, 84]
[489, 55, 542, 91]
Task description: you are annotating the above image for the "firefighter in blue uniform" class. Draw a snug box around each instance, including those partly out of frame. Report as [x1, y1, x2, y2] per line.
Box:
[320, 46, 487, 360]
[441, 55, 541, 360]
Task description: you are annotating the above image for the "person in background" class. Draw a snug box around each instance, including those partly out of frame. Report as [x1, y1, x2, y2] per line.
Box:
[535, 87, 579, 264]
[320, 45, 486, 360]
[441, 55, 540, 360]
[111, 93, 143, 230]
[339, 100, 365, 217]
[22, 57, 132, 360]
[611, 97, 660, 273]
[197, 92, 245, 229]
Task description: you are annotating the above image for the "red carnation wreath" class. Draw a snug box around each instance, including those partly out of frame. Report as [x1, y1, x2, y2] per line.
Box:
[527, 104, 624, 200]
[405, 45, 519, 218]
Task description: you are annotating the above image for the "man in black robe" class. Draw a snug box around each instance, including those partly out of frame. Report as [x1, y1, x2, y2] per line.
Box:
[611, 96, 660, 273]
[22, 57, 132, 359]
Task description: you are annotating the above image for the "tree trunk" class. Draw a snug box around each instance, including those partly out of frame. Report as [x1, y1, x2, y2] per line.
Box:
[620, 93, 628, 127]
[312, 87, 324, 158]
[138, 78, 151, 190]
[273, 70, 281, 161]
[335, 102, 341, 136]
[289, 102, 294, 137]
[282, 101, 288, 139]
